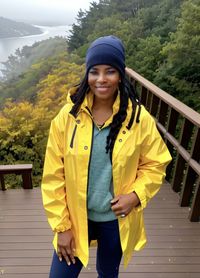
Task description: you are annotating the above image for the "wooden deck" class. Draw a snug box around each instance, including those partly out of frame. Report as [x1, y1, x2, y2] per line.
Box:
[0, 183, 200, 278]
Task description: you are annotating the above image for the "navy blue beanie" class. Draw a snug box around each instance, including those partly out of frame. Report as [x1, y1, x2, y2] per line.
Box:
[86, 35, 125, 76]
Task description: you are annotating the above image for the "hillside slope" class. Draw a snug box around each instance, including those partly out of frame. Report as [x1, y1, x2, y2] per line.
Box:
[0, 17, 42, 38]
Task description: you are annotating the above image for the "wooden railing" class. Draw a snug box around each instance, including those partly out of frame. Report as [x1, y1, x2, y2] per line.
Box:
[0, 164, 33, 191]
[126, 68, 200, 222]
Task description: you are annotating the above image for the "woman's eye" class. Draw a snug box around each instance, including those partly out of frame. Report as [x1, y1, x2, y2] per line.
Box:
[89, 70, 98, 75]
[107, 70, 116, 74]
[89, 68, 117, 76]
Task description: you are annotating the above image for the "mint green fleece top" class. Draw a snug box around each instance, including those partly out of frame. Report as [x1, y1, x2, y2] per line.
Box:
[87, 124, 117, 222]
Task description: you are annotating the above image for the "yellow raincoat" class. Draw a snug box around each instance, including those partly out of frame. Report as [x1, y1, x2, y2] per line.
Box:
[41, 90, 172, 267]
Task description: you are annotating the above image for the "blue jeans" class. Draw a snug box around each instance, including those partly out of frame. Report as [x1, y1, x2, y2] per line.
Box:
[49, 219, 122, 278]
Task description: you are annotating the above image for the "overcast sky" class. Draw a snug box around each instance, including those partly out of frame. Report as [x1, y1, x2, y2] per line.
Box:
[0, 0, 97, 25]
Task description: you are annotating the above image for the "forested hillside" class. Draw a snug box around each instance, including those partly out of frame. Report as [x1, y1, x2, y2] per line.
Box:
[0, 17, 42, 38]
[0, 38, 85, 187]
[0, 37, 81, 103]
[0, 0, 199, 188]
[68, 0, 199, 111]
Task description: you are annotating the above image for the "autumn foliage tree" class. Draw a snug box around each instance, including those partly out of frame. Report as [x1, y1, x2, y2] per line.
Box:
[0, 44, 85, 187]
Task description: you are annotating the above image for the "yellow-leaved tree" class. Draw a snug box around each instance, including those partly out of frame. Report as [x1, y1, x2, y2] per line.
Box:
[0, 60, 85, 188]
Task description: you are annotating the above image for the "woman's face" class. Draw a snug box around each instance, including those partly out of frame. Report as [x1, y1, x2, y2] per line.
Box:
[88, 65, 121, 102]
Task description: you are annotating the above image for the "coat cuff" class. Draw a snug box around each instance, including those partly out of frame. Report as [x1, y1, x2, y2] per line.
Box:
[133, 187, 147, 212]
[54, 222, 72, 233]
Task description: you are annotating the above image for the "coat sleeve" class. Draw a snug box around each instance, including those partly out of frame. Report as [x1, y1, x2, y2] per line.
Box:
[133, 108, 172, 211]
[41, 111, 71, 233]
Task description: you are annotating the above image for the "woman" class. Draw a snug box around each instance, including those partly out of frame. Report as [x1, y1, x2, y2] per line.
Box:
[42, 35, 172, 277]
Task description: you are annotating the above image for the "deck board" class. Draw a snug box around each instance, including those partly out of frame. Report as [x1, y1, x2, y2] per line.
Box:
[0, 183, 200, 278]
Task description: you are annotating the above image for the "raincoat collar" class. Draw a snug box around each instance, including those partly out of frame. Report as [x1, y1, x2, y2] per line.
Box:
[67, 87, 133, 126]
[68, 87, 121, 117]
[81, 90, 120, 116]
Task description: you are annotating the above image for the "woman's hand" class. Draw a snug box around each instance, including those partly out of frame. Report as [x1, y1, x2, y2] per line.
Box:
[110, 192, 140, 217]
[57, 229, 76, 265]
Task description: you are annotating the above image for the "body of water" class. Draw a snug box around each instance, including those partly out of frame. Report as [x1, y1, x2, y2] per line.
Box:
[0, 25, 71, 64]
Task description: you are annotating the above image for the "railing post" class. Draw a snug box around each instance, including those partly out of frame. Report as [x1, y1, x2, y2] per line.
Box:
[180, 128, 200, 206]
[22, 170, 33, 189]
[171, 154, 186, 192]
[141, 86, 148, 105]
[0, 174, 6, 191]
[146, 90, 152, 111]
[158, 101, 168, 128]
[171, 118, 194, 192]
[165, 108, 179, 180]
[180, 166, 197, 206]
[189, 177, 200, 221]
[150, 94, 159, 118]
[166, 108, 179, 137]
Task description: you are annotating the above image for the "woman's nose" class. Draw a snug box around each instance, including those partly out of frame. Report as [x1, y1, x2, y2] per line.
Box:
[97, 73, 106, 82]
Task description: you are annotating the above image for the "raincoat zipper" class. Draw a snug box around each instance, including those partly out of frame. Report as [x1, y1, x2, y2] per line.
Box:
[85, 108, 94, 247]
[70, 124, 77, 148]
[86, 106, 94, 194]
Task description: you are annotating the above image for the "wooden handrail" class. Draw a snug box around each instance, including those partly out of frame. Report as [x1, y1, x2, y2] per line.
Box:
[0, 164, 33, 190]
[126, 67, 200, 222]
[126, 68, 200, 127]
[156, 122, 200, 175]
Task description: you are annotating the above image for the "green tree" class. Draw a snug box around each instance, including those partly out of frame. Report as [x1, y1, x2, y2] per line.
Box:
[155, 0, 200, 111]
[128, 35, 163, 81]
[1, 37, 67, 81]
[0, 56, 85, 188]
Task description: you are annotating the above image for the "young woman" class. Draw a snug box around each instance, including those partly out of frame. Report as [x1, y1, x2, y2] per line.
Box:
[42, 35, 172, 277]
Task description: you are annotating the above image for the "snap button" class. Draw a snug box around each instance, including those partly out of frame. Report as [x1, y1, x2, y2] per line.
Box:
[122, 130, 126, 134]
[76, 119, 81, 124]
[84, 146, 88, 150]
[119, 139, 122, 142]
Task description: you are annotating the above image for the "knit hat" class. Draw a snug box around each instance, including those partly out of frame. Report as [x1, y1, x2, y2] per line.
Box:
[86, 35, 125, 76]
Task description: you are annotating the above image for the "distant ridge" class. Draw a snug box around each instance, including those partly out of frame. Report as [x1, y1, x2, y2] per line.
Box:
[0, 17, 42, 38]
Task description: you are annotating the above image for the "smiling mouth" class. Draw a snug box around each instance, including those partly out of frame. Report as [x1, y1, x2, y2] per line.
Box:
[95, 87, 110, 93]
[96, 86, 110, 88]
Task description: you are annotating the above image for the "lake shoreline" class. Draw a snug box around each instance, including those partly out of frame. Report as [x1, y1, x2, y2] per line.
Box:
[0, 25, 71, 63]
[0, 17, 43, 39]
[0, 28, 43, 40]
[0, 25, 71, 77]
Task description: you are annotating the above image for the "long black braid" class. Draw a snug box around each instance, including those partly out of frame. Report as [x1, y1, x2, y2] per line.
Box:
[70, 75, 90, 116]
[70, 73, 141, 160]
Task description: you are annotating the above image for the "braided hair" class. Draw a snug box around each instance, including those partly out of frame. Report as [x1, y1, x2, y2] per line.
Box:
[70, 73, 141, 160]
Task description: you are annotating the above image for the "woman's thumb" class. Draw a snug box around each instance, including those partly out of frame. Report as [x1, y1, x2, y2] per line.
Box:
[110, 196, 119, 205]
